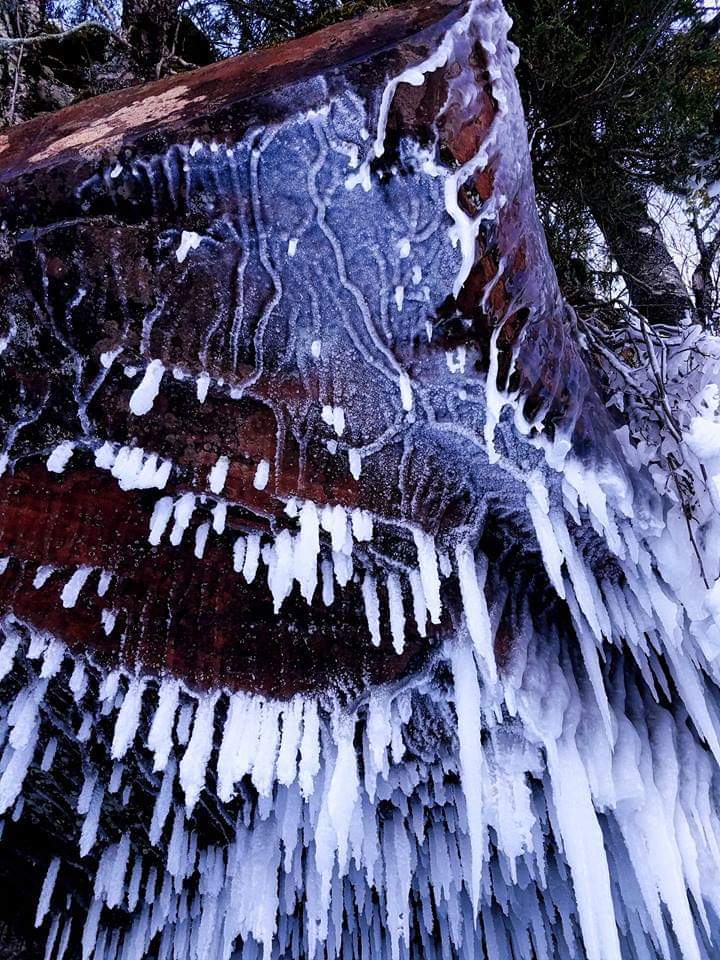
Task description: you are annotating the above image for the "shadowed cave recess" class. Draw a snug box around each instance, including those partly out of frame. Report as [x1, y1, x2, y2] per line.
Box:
[1, 1, 720, 959]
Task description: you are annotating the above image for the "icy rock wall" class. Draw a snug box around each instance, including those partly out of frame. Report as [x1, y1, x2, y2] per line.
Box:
[1, 1, 720, 960]
[0, 0, 589, 694]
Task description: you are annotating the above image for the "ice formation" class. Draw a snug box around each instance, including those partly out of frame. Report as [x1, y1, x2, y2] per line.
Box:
[1, 0, 720, 958]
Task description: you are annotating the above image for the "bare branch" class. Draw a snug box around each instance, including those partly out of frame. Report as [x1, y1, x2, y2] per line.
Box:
[0, 19, 123, 48]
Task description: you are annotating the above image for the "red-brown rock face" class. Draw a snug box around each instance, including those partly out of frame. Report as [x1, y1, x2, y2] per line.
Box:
[0, 0, 612, 698]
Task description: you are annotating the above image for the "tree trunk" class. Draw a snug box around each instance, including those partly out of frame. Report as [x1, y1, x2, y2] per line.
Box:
[588, 176, 693, 327]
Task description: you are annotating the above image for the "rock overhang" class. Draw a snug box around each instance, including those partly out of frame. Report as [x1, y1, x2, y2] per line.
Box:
[0, 0, 624, 699]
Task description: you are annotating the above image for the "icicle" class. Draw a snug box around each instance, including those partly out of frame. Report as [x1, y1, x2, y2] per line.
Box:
[176, 230, 202, 262]
[0, 626, 21, 681]
[179, 692, 218, 812]
[243, 534, 261, 583]
[194, 522, 210, 559]
[150, 758, 176, 845]
[111, 678, 146, 760]
[79, 783, 104, 856]
[412, 529, 442, 624]
[46, 441, 74, 473]
[299, 699, 320, 799]
[321, 559, 335, 606]
[212, 501, 227, 535]
[61, 567, 92, 608]
[455, 541, 496, 683]
[148, 679, 180, 772]
[217, 693, 261, 802]
[97, 570, 112, 597]
[81, 899, 102, 960]
[254, 459, 270, 490]
[35, 857, 60, 927]
[545, 735, 623, 960]
[295, 500, 319, 603]
[169, 493, 196, 546]
[525, 490, 566, 599]
[386, 573, 406, 654]
[408, 569, 427, 637]
[277, 698, 303, 787]
[209, 455, 229, 494]
[129, 359, 164, 416]
[349, 449, 362, 480]
[268, 529, 294, 612]
[361, 573, 382, 646]
[33, 565, 54, 588]
[251, 702, 281, 797]
[451, 643, 484, 913]
[351, 509, 373, 542]
[233, 536, 246, 572]
[149, 496, 174, 545]
[327, 719, 360, 869]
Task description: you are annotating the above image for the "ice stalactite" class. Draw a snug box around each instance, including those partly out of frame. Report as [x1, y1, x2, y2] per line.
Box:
[8, 445, 720, 960]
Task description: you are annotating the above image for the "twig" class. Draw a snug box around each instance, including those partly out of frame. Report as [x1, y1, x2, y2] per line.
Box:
[6, 38, 23, 125]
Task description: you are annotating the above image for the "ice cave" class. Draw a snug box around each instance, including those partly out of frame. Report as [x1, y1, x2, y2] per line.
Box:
[1, 1, 720, 958]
